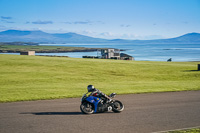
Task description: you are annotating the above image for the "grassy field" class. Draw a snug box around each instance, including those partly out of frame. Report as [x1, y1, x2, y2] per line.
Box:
[0, 54, 200, 102]
[0, 44, 98, 53]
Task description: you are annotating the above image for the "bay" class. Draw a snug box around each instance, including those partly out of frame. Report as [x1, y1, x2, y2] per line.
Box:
[1, 43, 200, 62]
[40, 43, 200, 62]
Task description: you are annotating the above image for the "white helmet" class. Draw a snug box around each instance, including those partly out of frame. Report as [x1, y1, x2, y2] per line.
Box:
[87, 85, 95, 92]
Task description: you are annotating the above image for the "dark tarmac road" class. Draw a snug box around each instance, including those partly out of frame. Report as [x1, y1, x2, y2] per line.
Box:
[0, 91, 200, 133]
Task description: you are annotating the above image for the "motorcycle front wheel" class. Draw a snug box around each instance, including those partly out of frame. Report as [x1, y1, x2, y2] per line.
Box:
[80, 102, 94, 114]
[112, 100, 124, 113]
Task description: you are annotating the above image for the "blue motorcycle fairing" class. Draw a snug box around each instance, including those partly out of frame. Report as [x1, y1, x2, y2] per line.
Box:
[85, 96, 101, 113]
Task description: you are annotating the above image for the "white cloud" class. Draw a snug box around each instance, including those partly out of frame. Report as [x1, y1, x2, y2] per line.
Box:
[78, 31, 165, 40]
[31, 20, 53, 24]
[1, 16, 13, 20]
[136, 35, 165, 40]
[1, 16, 15, 23]
[64, 20, 105, 25]
[78, 31, 138, 39]
[65, 20, 92, 25]
[120, 24, 131, 27]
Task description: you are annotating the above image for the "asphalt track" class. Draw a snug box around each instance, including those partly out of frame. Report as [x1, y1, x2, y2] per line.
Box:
[0, 91, 200, 133]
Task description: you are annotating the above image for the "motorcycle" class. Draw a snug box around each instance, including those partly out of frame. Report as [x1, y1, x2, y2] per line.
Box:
[80, 92, 124, 114]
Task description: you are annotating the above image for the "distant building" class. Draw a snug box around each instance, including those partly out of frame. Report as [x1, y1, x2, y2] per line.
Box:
[20, 51, 35, 56]
[120, 53, 134, 60]
[83, 48, 134, 60]
[100, 49, 120, 59]
[100, 48, 134, 60]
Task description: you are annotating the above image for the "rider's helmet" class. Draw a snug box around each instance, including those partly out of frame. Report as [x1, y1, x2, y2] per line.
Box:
[87, 85, 95, 92]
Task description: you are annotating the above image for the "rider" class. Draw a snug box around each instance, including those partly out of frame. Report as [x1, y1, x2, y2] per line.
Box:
[87, 85, 112, 102]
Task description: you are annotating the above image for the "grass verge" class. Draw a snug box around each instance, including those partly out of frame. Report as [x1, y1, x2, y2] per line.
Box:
[168, 127, 200, 133]
[0, 54, 200, 102]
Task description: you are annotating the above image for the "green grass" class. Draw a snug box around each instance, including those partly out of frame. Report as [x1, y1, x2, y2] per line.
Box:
[0, 44, 98, 52]
[0, 54, 200, 102]
[168, 127, 200, 133]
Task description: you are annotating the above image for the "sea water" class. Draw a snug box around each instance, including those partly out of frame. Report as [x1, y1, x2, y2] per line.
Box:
[39, 43, 200, 62]
[1, 43, 200, 61]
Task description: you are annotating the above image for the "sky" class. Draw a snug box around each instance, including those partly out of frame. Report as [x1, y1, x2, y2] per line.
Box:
[0, 0, 200, 40]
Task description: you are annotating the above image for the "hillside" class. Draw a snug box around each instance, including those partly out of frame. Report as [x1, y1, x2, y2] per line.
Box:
[110, 32, 200, 44]
[0, 30, 107, 43]
[0, 30, 200, 44]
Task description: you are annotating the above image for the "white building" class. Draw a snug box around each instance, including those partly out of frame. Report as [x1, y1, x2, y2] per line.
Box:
[101, 49, 120, 59]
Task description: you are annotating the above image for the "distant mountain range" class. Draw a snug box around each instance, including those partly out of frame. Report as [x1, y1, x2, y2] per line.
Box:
[0, 30, 107, 43]
[0, 30, 200, 44]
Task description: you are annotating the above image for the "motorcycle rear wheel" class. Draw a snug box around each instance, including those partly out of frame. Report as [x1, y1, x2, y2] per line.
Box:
[112, 100, 124, 113]
[80, 102, 94, 114]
